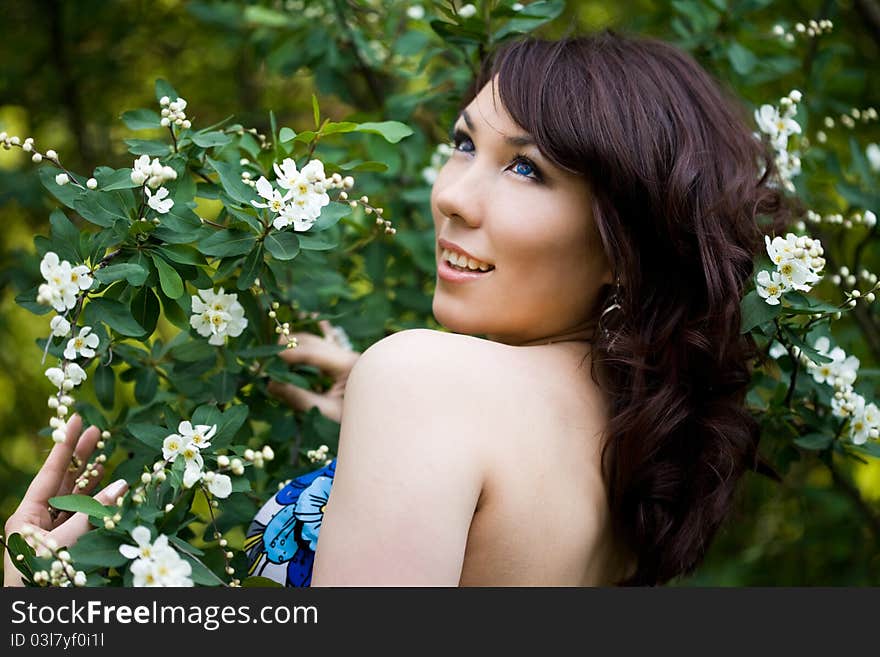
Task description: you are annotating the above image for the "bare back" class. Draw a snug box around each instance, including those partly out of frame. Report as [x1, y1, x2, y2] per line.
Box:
[452, 336, 635, 586]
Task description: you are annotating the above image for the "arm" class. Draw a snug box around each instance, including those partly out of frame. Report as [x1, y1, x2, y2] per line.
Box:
[310, 330, 489, 586]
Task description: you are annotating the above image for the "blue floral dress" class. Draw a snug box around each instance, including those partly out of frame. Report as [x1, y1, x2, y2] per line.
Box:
[244, 459, 335, 587]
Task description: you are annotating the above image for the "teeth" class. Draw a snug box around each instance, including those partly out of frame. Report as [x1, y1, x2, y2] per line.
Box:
[441, 248, 493, 272]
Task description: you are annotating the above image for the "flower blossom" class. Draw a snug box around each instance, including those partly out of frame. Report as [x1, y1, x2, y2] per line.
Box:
[119, 526, 193, 587]
[189, 288, 248, 346]
[63, 326, 99, 360]
[130, 155, 177, 189]
[37, 252, 92, 313]
[756, 233, 824, 305]
[755, 91, 803, 193]
[145, 186, 174, 214]
[50, 315, 71, 338]
[253, 158, 331, 232]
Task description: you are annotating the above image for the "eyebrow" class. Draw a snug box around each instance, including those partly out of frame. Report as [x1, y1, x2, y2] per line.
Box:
[457, 109, 535, 148]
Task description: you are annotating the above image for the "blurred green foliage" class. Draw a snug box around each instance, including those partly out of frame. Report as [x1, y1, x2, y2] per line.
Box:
[1, 0, 879, 585]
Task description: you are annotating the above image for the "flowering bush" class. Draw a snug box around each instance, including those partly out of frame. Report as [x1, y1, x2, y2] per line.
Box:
[1, 1, 879, 586]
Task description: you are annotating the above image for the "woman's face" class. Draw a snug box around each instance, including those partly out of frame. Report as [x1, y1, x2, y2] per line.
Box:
[431, 76, 613, 347]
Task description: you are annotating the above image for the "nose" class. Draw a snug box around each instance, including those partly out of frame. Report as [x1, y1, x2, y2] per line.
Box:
[433, 157, 488, 229]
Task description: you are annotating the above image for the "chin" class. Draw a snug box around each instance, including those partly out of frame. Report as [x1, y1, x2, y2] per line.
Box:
[431, 294, 488, 336]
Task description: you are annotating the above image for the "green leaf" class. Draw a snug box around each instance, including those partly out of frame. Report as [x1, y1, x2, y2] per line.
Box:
[312, 93, 320, 128]
[134, 368, 159, 404]
[155, 244, 205, 266]
[206, 156, 256, 206]
[151, 254, 185, 298]
[6, 533, 37, 579]
[312, 202, 351, 231]
[241, 576, 284, 588]
[337, 159, 389, 172]
[124, 138, 172, 156]
[354, 121, 414, 144]
[180, 553, 226, 586]
[39, 166, 84, 210]
[48, 494, 112, 518]
[130, 286, 160, 337]
[238, 245, 263, 290]
[264, 231, 300, 260]
[122, 109, 162, 130]
[192, 130, 233, 148]
[279, 127, 296, 143]
[155, 78, 179, 103]
[86, 297, 146, 337]
[94, 364, 116, 409]
[95, 167, 139, 191]
[794, 432, 833, 450]
[741, 289, 781, 334]
[198, 229, 258, 257]
[94, 263, 148, 286]
[726, 42, 757, 75]
[319, 121, 358, 136]
[49, 209, 82, 263]
[215, 404, 249, 446]
[128, 423, 169, 450]
[68, 530, 129, 568]
[74, 191, 131, 227]
[297, 233, 336, 250]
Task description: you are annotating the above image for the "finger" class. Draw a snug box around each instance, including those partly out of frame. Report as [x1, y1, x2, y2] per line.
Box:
[51, 463, 105, 530]
[23, 414, 83, 504]
[317, 320, 335, 340]
[267, 380, 341, 422]
[56, 425, 101, 498]
[49, 478, 128, 548]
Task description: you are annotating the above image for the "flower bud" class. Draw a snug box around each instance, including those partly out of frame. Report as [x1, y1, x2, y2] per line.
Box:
[32, 152, 42, 162]
[55, 173, 70, 186]
[217, 455, 230, 468]
[140, 472, 152, 484]
[160, 117, 170, 127]
[45, 149, 57, 159]
[52, 429, 66, 443]
[86, 177, 98, 189]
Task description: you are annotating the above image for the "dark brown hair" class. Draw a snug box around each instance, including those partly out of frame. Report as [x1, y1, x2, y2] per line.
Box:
[462, 30, 794, 585]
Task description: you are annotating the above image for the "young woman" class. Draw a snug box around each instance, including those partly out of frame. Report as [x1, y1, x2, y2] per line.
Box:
[5, 30, 791, 587]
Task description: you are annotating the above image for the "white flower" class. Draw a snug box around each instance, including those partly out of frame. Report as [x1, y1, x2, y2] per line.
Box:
[866, 143, 880, 173]
[131, 155, 177, 189]
[177, 420, 216, 450]
[50, 315, 71, 338]
[119, 526, 168, 561]
[38, 252, 79, 312]
[756, 270, 787, 305]
[251, 176, 292, 214]
[206, 473, 232, 498]
[458, 3, 476, 18]
[183, 451, 205, 489]
[777, 257, 820, 292]
[145, 186, 174, 214]
[69, 264, 93, 292]
[45, 367, 65, 388]
[63, 326, 99, 360]
[406, 5, 424, 19]
[849, 396, 872, 445]
[765, 234, 799, 266]
[64, 362, 87, 386]
[768, 340, 788, 359]
[189, 287, 248, 346]
[272, 158, 302, 190]
[123, 526, 193, 587]
[162, 433, 187, 462]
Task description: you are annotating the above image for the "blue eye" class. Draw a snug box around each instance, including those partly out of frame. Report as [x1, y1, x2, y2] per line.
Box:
[449, 127, 543, 182]
[512, 160, 534, 177]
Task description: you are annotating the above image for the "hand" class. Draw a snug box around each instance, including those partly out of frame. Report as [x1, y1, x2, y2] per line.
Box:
[3, 414, 128, 586]
[267, 319, 361, 424]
